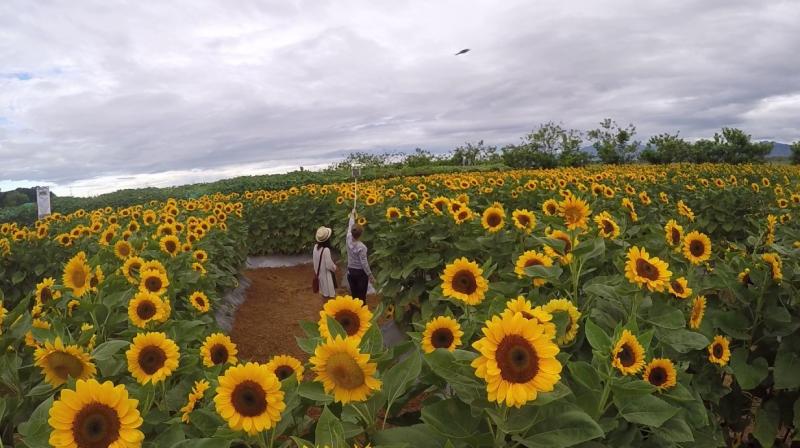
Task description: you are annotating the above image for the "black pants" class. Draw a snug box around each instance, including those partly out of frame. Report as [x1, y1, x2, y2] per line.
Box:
[348, 268, 368, 301]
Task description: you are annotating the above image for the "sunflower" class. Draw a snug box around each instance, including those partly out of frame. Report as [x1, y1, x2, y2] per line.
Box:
[114, 240, 134, 260]
[643, 358, 677, 391]
[677, 200, 695, 221]
[440, 257, 489, 305]
[502, 298, 556, 339]
[514, 250, 554, 287]
[180, 379, 211, 423]
[265, 355, 305, 381]
[128, 292, 166, 328]
[126, 332, 180, 384]
[511, 209, 536, 233]
[192, 262, 207, 275]
[762, 253, 783, 281]
[471, 312, 562, 407]
[35, 277, 62, 303]
[664, 220, 684, 248]
[214, 362, 286, 434]
[193, 249, 208, 264]
[200, 333, 238, 367]
[543, 229, 575, 265]
[593, 211, 620, 239]
[34, 338, 97, 387]
[385, 207, 402, 222]
[682, 231, 711, 265]
[541, 298, 581, 345]
[737, 269, 753, 287]
[159, 235, 181, 257]
[431, 197, 450, 214]
[708, 335, 731, 366]
[481, 206, 506, 233]
[0, 302, 6, 333]
[89, 266, 104, 292]
[624, 246, 671, 292]
[63, 252, 92, 298]
[318, 295, 373, 341]
[48, 379, 144, 448]
[122, 256, 145, 284]
[421, 316, 463, 353]
[611, 330, 646, 375]
[542, 199, 559, 216]
[558, 196, 591, 230]
[139, 269, 169, 296]
[189, 291, 211, 313]
[310, 336, 381, 403]
[668, 277, 692, 299]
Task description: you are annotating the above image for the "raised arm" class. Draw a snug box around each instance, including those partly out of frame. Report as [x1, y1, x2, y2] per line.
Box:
[346, 209, 355, 247]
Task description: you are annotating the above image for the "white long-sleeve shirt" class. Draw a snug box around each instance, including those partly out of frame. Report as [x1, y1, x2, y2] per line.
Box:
[346, 215, 372, 276]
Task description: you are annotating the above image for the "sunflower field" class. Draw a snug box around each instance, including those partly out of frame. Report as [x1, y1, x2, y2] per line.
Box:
[2, 164, 800, 447]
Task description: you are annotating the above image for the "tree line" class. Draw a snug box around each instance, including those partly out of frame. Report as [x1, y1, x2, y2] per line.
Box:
[333, 119, 799, 169]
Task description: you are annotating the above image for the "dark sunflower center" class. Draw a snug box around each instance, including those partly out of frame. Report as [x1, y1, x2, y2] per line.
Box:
[326, 352, 366, 389]
[119, 245, 130, 256]
[165, 241, 177, 253]
[557, 237, 572, 253]
[431, 328, 454, 349]
[41, 287, 53, 302]
[72, 403, 121, 448]
[47, 351, 85, 380]
[138, 346, 167, 375]
[516, 215, 530, 226]
[71, 268, 87, 288]
[90, 276, 99, 288]
[670, 281, 684, 294]
[689, 240, 705, 257]
[136, 301, 157, 320]
[144, 276, 162, 292]
[495, 334, 539, 383]
[648, 367, 667, 386]
[274, 365, 294, 380]
[434, 202, 446, 212]
[617, 343, 635, 367]
[487, 213, 502, 227]
[547, 204, 556, 214]
[635, 258, 660, 280]
[602, 220, 614, 234]
[334, 310, 361, 336]
[524, 258, 542, 268]
[520, 311, 534, 320]
[451, 203, 462, 212]
[564, 206, 582, 223]
[210, 344, 229, 365]
[457, 211, 468, 220]
[231, 380, 268, 417]
[195, 297, 206, 308]
[713, 344, 723, 358]
[451, 270, 478, 295]
[390, 210, 399, 218]
[104, 233, 113, 243]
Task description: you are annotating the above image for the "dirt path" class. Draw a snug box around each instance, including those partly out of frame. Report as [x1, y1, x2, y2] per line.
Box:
[230, 263, 324, 362]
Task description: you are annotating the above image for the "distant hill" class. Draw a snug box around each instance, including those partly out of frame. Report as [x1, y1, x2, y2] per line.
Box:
[763, 141, 792, 158]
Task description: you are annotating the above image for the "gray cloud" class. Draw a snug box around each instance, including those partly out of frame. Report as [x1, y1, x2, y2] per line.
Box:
[1, 0, 799, 194]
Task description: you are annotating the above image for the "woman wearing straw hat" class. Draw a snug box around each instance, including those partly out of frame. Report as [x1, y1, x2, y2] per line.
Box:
[313, 226, 338, 301]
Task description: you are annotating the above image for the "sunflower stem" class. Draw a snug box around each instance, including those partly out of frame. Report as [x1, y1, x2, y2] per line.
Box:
[596, 375, 613, 419]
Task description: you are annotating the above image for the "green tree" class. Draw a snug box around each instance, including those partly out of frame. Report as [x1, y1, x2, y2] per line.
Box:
[520, 122, 589, 167]
[586, 118, 639, 164]
[791, 141, 800, 164]
[713, 128, 772, 164]
[640, 132, 692, 164]
[2, 190, 29, 207]
[403, 148, 438, 167]
[449, 140, 498, 166]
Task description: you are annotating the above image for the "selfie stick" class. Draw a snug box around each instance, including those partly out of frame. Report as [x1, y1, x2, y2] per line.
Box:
[352, 164, 361, 209]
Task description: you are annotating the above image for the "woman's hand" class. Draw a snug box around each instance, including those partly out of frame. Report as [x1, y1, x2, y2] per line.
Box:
[369, 274, 376, 285]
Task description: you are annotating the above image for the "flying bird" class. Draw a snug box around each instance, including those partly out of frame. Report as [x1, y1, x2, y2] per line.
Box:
[454, 48, 470, 56]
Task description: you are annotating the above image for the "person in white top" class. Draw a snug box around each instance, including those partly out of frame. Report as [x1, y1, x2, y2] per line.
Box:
[313, 226, 338, 301]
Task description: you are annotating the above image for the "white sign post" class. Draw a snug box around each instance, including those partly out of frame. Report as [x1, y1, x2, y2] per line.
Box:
[36, 186, 51, 219]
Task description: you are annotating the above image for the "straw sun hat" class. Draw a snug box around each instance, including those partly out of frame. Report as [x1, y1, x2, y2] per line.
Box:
[315, 226, 332, 243]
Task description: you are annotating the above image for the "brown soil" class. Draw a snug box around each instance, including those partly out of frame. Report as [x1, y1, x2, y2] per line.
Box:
[230, 263, 380, 363]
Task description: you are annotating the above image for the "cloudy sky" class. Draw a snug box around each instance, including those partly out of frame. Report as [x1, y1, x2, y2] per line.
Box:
[1, 0, 799, 196]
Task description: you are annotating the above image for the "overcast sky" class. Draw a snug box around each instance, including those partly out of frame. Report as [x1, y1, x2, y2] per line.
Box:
[1, 0, 799, 196]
